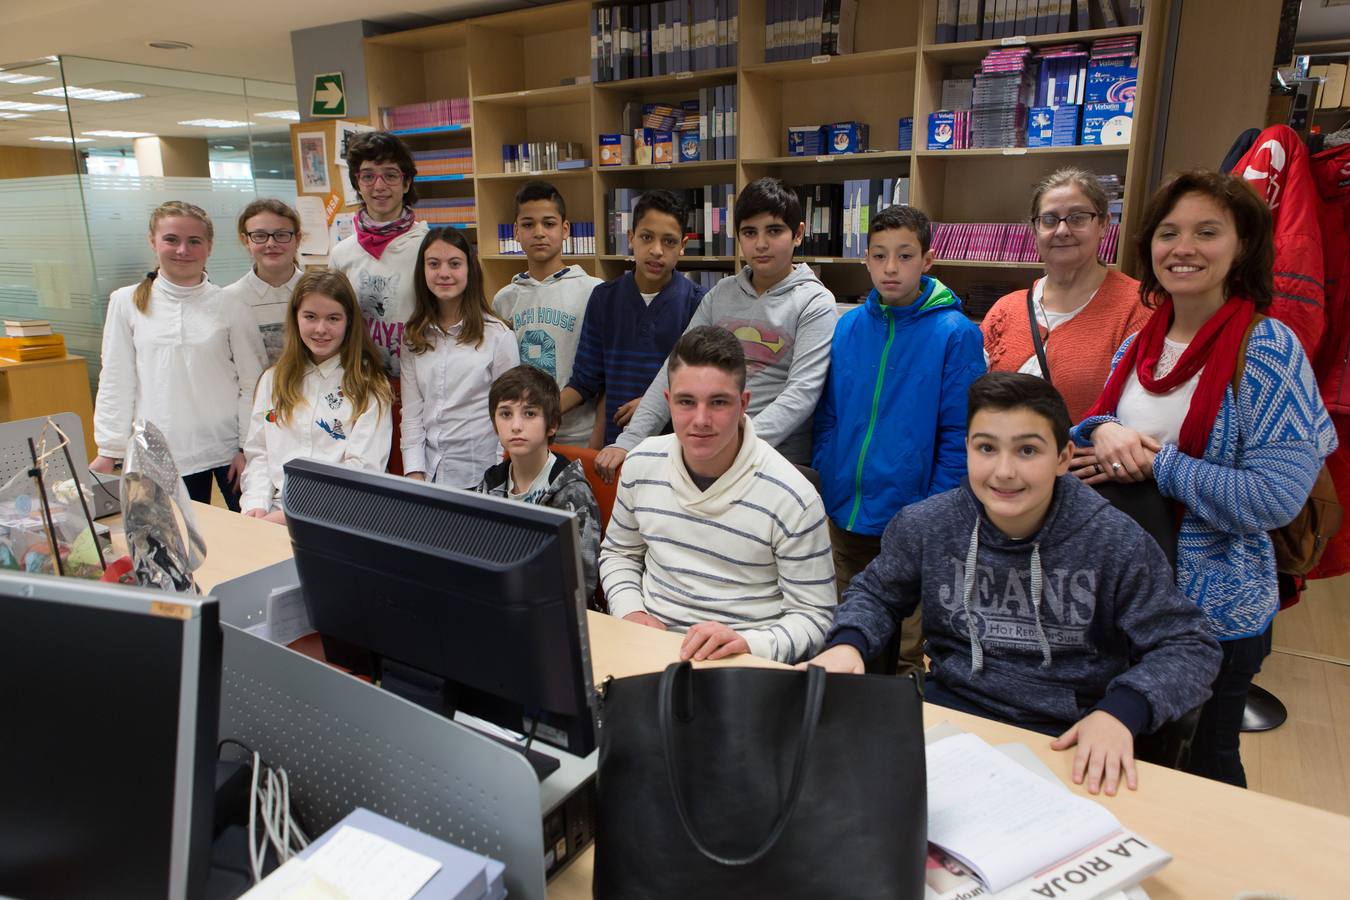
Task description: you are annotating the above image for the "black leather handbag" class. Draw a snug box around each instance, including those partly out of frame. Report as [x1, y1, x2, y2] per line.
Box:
[593, 662, 926, 900]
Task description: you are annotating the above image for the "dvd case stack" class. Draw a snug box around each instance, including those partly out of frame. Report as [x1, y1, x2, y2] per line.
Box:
[972, 47, 1034, 148]
[931, 221, 1120, 264]
[380, 98, 470, 131]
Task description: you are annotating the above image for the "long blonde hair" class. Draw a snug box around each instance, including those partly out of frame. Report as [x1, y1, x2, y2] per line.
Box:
[404, 228, 503, 354]
[134, 201, 214, 313]
[270, 270, 392, 426]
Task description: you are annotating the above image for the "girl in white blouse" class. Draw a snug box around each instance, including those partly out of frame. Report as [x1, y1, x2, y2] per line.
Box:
[400, 228, 519, 487]
[241, 270, 393, 523]
[219, 198, 305, 367]
[92, 200, 266, 510]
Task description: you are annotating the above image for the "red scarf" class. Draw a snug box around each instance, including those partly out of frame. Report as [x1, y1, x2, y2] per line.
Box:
[354, 207, 415, 260]
[1083, 296, 1256, 457]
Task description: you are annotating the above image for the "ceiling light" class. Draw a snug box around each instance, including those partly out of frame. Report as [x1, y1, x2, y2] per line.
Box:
[82, 130, 153, 138]
[34, 86, 143, 102]
[0, 112, 30, 119]
[255, 110, 300, 121]
[147, 40, 193, 51]
[31, 136, 92, 143]
[0, 101, 65, 112]
[178, 118, 249, 128]
[0, 73, 52, 84]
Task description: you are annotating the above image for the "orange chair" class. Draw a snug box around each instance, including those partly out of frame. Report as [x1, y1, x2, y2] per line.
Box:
[550, 443, 618, 537]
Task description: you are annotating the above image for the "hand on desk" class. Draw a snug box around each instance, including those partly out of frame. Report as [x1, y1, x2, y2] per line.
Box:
[1051, 710, 1138, 796]
[243, 508, 287, 525]
[90, 455, 119, 474]
[797, 644, 865, 674]
[680, 622, 750, 661]
[623, 611, 668, 630]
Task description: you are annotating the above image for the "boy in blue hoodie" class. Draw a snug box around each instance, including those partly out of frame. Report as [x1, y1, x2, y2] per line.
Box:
[806, 373, 1222, 796]
[812, 205, 984, 675]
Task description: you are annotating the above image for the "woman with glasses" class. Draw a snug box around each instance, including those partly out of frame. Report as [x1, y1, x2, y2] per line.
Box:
[221, 198, 305, 366]
[328, 131, 429, 382]
[981, 167, 1151, 423]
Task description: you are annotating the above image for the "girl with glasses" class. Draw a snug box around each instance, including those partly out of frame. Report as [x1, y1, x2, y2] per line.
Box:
[221, 198, 305, 366]
[92, 200, 266, 510]
[981, 168, 1152, 424]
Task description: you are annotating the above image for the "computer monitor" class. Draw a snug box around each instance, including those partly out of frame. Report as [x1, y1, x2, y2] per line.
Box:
[0, 571, 221, 900]
[281, 459, 597, 758]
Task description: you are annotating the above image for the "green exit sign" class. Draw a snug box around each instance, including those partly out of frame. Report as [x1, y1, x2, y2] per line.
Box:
[311, 72, 346, 118]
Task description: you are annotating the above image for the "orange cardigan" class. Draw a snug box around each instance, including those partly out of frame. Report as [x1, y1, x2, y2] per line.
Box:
[981, 269, 1151, 423]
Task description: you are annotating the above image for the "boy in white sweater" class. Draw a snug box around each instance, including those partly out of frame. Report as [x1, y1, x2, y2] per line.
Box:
[598, 325, 836, 664]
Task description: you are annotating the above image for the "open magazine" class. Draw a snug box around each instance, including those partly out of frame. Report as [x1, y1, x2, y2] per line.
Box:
[922, 728, 1170, 900]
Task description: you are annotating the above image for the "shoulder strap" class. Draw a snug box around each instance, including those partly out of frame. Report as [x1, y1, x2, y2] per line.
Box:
[1026, 282, 1052, 383]
[1231, 314, 1266, 398]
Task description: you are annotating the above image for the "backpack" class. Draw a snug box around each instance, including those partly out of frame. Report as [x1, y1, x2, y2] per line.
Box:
[1233, 315, 1343, 575]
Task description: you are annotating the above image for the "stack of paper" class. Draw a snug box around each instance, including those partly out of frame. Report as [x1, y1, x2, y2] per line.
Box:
[924, 732, 1170, 900]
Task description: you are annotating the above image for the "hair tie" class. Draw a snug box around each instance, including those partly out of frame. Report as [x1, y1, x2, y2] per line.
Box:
[146, 270, 158, 281]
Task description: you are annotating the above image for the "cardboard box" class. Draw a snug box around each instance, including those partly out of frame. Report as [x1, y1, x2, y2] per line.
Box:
[1084, 65, 1137, 111]
[598, 134, 631, 166]
[1081, 102, 1132, 145]
[828, 121, 869, 154]
[787, 126, 827, 156]
[1027, 105, 1080, 148]
[652, 131, 674, 164]
[927, 111, 957, 150]
[633, 128, 656, 165]
[678, 130, 701, 162]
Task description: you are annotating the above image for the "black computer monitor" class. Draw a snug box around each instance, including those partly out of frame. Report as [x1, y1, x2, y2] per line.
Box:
[0, 571, 221, 900]
[281, 459, 597, 758]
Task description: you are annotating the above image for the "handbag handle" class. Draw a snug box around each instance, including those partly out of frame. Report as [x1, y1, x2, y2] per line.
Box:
[657, 661, 826, 867]
[1026, 282, 1052, 383]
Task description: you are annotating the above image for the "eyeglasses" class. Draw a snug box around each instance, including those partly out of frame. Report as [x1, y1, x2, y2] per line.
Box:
[357, 168, 405, 186]
[245, 230, 296, 244]
[1031, 212, 1100, 233]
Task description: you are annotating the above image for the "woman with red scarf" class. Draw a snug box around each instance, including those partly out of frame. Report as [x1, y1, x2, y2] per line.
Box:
[1071, 171, 1336, 787]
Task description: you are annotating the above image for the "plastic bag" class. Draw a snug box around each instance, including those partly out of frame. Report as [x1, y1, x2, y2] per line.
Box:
[0, 468, 107, 579]
[121, 420, 206, 593]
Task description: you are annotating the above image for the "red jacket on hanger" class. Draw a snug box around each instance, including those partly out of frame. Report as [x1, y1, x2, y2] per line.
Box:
[1232, 125, 1327, 359]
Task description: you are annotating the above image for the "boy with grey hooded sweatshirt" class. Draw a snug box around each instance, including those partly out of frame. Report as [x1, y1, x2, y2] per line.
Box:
[807, 373, 1221, 796]
[595, 177, 837, 477]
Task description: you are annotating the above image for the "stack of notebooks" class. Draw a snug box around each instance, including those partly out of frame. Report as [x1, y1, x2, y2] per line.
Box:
[412, 148, 472, 178]
[935, 0, 1147, 44]
[605, 185, 734, 257]
[590, 1, 738, 82]
[0, 320, 64, 362]
[931, 221, 1120, 264]
[381, 98, 470, 132]
[924, 730, 1168, 899]
[415, 198, 475, 227]
[764, 0, 858, 61]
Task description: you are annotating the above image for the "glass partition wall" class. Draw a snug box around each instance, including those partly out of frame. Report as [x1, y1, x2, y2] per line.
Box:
[0, 55, 297, 387]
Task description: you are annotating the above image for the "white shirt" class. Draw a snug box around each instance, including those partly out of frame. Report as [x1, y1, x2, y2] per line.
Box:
[1116, 338, 1202, 445]
[1017, 278, 1096, 377]
[240, 357, 393, 512]
[219, 266, 303, 367]
[94, 276, 266, 476]
[399, 317, 520, 488]
[492, 264, 602, 445]
[328, 220, 431, 378]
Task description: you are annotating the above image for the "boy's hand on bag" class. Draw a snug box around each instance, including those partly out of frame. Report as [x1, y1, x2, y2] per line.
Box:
[798, 644, 865, 674]
[680, 622, 750, 661]
[1051, 710, 1138, 796]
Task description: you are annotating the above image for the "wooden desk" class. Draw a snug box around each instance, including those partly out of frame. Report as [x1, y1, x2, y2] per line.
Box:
[0, 354, 95, 461]
[184, 502, 1350, 900]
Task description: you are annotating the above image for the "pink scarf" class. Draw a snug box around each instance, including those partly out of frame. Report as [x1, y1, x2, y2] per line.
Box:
[354, 207, 415, 260]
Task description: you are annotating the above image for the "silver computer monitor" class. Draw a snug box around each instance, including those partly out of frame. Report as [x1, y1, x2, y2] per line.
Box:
[0, 571, 220, 900]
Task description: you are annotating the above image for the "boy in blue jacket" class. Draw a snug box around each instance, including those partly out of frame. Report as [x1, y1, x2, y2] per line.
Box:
[805, 373, 1221, 796]
[561, 190, 705, 447]
[812, 205, 984, 675]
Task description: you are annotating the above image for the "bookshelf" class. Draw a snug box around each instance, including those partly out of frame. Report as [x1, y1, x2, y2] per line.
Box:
[338, 0, 1172, 305]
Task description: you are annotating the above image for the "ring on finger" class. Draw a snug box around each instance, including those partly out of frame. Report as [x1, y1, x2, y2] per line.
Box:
[1094, 463, 1103, 474]
[1111, 462, 1123, 471]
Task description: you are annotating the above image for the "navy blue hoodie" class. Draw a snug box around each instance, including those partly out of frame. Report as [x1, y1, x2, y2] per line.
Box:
[827, 475, 1222, 735]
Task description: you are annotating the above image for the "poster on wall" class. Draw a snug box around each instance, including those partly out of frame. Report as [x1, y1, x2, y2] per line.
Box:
[298, 132, 330, 193]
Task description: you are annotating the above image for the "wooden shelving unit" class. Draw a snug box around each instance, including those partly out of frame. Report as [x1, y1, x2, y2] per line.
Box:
[346, 0, 1171, 299]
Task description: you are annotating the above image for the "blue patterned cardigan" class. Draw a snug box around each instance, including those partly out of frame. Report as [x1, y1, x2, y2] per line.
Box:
[1072, 317, 1337, 641]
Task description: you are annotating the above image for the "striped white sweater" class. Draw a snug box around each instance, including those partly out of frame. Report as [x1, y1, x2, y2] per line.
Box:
[599, 419, 837, 663]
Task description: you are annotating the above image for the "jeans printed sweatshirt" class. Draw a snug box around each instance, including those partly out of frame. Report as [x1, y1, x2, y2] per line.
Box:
[828, 475, 1222, 735]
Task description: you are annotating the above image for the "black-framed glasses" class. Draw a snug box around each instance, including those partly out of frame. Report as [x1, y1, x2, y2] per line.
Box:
[1031, 212, 1100, 232]
[246, 230, 296, 244]
[356, 169, 405, 186]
